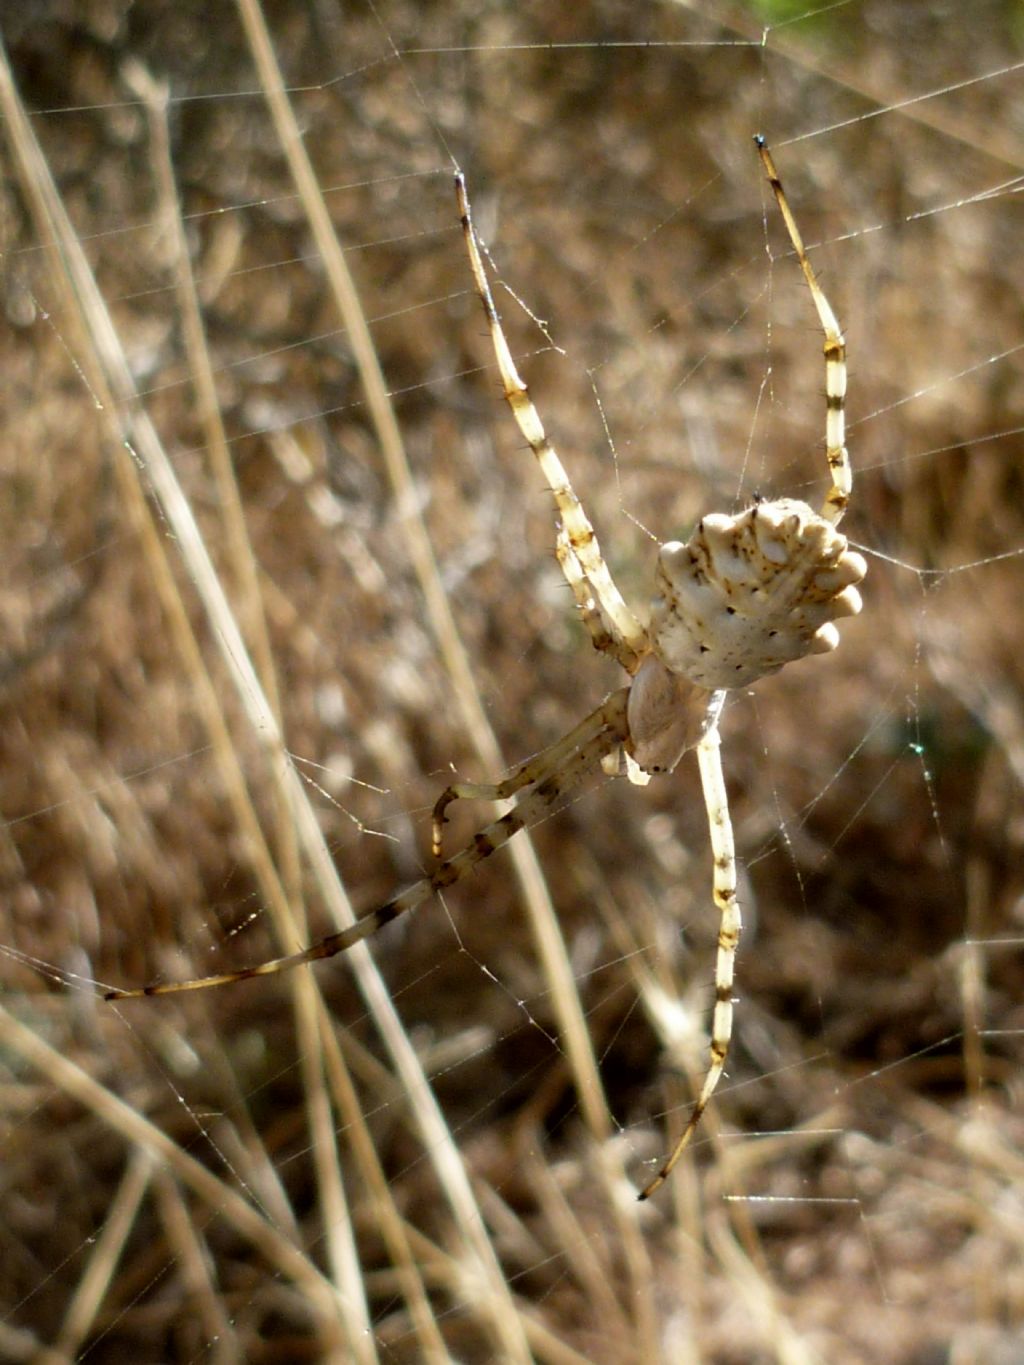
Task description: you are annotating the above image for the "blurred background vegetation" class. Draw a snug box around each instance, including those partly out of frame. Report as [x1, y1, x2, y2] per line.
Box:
[2, 1, 1023, 1361]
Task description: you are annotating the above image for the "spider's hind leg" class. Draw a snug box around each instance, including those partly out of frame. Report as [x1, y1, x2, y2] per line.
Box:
[756, 138, 850, 524]
[557, 528, 642, 673]
[456, 171, 649, 667]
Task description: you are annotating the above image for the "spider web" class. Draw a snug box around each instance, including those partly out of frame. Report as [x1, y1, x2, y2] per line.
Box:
[2, 2, 1023, 1361]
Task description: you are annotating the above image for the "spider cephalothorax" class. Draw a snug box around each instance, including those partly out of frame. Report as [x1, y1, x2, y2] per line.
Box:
[106, 140, 865, 1201]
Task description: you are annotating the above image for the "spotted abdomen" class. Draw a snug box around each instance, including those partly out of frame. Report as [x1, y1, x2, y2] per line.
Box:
[651, 498, 866, 691]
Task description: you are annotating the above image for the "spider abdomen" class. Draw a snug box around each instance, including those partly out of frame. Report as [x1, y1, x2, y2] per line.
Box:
[651, 498, 866, 691]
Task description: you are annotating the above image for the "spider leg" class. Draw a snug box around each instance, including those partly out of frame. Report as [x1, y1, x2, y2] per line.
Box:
[556, 527, 640, 671]
[638, 722, 740, 1200]
[756, 138, 849, 526]
[105, 690, 630, 1001]
[432, 687, 631, 856]
[456, 172, 647, 671]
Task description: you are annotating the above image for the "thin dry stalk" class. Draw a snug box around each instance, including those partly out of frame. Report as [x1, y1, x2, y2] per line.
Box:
[126, 57, 301, 903]
[153, 1170, 242, 1365]
[51, 1148, 154, 1362]
[0, 44, 377, 1355]
[0, 1002, 348, 1348]
[236, 0, 612, 1160]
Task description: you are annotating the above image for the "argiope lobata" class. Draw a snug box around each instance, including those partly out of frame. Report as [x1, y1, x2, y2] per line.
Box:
[106, 139, 866, 1201]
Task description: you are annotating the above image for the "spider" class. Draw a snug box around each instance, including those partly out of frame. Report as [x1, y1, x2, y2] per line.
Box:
[106, 139, 866, 1201]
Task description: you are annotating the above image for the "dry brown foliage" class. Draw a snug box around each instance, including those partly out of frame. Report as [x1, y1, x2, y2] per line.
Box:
[2, 1, 1023, 1361]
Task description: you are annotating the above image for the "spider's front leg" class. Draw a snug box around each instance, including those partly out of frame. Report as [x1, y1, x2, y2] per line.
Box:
[106, 692, 633, 1001]
[431, 687, 631, 857]
[639, 724, 738, 1201]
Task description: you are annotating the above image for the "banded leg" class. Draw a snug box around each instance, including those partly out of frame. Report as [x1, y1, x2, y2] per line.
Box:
[556, 526, 642, 673]
[456, 172, 648, 661]
[105, 692, 631, 1001]
[638, 723, 741, 1200]
[432, 687, 631, 856]
[756, 138, 850, 526]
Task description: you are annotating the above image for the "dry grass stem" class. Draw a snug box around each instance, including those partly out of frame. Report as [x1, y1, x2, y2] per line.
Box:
[3, 2, 1022, 1359]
